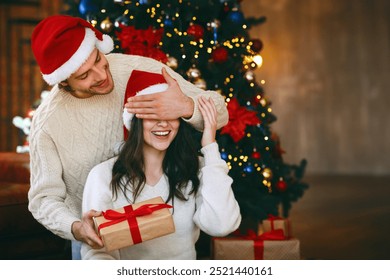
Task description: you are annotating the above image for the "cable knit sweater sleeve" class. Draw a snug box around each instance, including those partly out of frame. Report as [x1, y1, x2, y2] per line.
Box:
[28, 128, 79, 240]
[193, 142, 241, 236]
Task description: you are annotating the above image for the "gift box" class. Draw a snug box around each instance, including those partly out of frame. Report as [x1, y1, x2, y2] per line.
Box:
[212, 231, 300, 260]
[261, 215, 292, 238]
[93, 196, 175, 251]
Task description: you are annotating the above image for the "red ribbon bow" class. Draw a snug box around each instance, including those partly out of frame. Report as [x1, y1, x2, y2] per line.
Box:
[98, 203, 172, 245]
[232, 229, 287, 259]
[267, 214, 291, 238]
[245, 229, 286, 241]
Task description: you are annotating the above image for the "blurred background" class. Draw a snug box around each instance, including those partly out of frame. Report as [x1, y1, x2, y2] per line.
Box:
[242, 0, 390, 260]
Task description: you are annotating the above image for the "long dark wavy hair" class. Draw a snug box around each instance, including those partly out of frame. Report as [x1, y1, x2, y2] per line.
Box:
[111, 117, 201, 204]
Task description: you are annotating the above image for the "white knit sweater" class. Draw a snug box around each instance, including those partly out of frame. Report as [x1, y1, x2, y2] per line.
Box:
[28, 54, 229, 240]
[81, 142, 241, 260]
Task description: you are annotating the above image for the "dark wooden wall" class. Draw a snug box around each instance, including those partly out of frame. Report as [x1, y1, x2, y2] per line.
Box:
[242, 0, 390, 175]
[0, 0, 62, 152]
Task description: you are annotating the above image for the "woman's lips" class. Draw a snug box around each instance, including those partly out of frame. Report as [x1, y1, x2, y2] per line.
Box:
[152, 131, 170, 137]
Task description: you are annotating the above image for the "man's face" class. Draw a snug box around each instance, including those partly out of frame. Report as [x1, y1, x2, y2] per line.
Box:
[62, 49, 114, 98]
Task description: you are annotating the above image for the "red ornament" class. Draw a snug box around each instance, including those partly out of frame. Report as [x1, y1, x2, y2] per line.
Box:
[276, 180, 288, 192]
[187, 24, 204, 40]
[212, 46, 229, 63]
[251, 151, 261, 159]
[251, 95, 262, 106]
[220, 98, 261, 142]
[27, 109, 35, 118]
[250, 39, 263, 53]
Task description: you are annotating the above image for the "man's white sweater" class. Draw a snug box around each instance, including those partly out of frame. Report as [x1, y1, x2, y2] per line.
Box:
[28, 54, 228, 240]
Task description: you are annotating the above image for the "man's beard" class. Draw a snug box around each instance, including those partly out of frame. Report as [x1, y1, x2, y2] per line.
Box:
[68, 73, 115, 98]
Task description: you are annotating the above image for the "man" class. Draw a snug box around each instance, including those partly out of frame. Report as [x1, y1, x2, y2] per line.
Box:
[28, 15, 228, 259]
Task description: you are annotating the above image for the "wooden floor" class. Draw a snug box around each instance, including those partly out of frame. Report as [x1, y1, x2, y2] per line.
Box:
[289, 174, 390, 260]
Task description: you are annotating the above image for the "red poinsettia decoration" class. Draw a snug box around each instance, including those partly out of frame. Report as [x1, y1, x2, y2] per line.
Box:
[220, 98, 260, 142]
[116, 25, 168, 63]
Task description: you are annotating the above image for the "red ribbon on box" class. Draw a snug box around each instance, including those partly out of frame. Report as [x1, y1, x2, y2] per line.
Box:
[267, 214, 291, 238]
[98, 203, 173, 244]
[234, 229, 286, 259]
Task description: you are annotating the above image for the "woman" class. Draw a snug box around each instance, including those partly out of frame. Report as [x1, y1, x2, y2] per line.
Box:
[81, 71, 241, 259]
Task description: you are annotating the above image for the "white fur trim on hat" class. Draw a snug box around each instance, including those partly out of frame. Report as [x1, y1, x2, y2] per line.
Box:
[123, 83, 169, 130]
[42, 28, 114, 85]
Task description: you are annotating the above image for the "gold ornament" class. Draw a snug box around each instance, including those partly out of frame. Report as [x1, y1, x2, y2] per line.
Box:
[243, 55, 261, 70]
[166, 56, 178, 70]
[194, 78, 207, 90]
[100, 17, 114, 33]
[262, 167, 273, 179]
[244, 70, 255, 81]
[186, 67, 201, 80]
[243, 55, 253, 65]
[253, 54, 263, 68]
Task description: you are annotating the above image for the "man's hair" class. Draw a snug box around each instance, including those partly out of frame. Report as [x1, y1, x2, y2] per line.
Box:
[111, 117, 201, 204]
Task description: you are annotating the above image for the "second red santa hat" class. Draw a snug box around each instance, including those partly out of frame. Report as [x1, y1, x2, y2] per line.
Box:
[123, 70, 169, 131]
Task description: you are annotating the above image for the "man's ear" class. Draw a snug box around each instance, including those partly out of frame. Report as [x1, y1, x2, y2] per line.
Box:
[58, 80, 74, 93]
[59, 81, 68, 87]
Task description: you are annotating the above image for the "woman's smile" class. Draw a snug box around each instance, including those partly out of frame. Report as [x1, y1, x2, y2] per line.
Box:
[151, 130, 171, 137]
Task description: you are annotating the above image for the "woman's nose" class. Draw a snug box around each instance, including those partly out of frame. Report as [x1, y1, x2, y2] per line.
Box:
[157, 120, 168, 126]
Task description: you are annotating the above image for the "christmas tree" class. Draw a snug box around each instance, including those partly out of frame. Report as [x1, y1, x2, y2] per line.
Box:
[62, 0, 308, 225]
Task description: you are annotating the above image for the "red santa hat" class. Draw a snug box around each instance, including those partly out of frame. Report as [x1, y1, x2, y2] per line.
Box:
[123, 70, 168, 131]
[31, 15, 114, 86]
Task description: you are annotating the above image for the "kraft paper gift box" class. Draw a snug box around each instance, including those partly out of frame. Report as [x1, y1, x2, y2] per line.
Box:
[212, 230, 300, 260]
[93, 196, 175, 251]
[261, 215, 292, 238]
